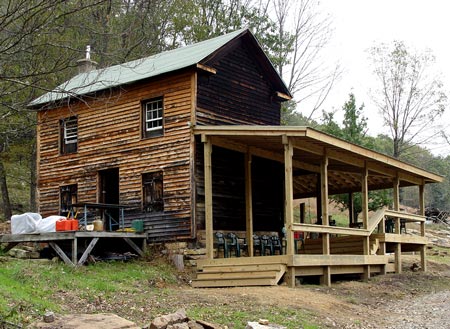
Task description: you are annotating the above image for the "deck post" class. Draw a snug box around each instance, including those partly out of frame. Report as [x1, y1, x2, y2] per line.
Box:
[283, 135, 296, 287]
[393, 176, 401, 232]
[361, 162, 370, 280]
[395, 243, 402, 274]
[202, 135, 214, 259]
[419, 183, 427, 272]
[348, 192, 354, 226]
[245, 151, 254, 257]
[320, 152, 331, 286]
[393, 176, 402, 273]
[283, 135, 295, 259]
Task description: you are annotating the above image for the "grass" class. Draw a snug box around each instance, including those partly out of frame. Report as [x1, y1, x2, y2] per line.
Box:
[0, 258, 177, 326]
[0, 258, 318, 328]
[428, 246, 450, 265]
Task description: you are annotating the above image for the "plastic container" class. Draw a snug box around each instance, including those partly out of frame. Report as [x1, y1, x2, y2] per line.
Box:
[70, 219, 79, 231]
[93, 218, 104, 231]
[56, 220, 71, 231]
[132, 220, 144, 233]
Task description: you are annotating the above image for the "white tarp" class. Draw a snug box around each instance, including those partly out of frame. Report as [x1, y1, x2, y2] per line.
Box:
[11, 213, 64, 234]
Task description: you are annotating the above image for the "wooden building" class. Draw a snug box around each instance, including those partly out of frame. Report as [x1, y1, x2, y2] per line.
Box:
[29, 29, 442, 286]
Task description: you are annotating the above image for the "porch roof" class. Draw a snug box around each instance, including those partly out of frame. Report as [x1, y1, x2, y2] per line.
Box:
[194, 125, 443, 197]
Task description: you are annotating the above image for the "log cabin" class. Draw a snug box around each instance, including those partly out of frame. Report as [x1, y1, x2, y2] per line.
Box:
[28, 29, 443, 286]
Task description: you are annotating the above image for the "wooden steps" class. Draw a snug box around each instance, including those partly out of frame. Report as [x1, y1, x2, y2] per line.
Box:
[192, 263, 286, 288]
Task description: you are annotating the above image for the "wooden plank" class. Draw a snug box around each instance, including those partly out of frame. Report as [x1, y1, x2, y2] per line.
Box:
[361, 163, 369, 230]
[283, 136, 295, 256]
[395, 243, 402, 274]
[290, 254, 389, 267]
[0, 232, 76, 243]
[123, 237, 144, 256]
[77, 237, 99, 266]
[49, 242, 74, 266]
[291, 223, 369, 236]
[384, 210, 426, 223]
[245, 151, 254, 257]
[203, 136, 214, 259]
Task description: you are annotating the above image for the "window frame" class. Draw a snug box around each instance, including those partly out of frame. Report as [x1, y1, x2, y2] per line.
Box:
[142, 97, 164, 138]
[142, 171, 164, 213]
[60, 184, 77, 216]
[60, 116, 78, 154]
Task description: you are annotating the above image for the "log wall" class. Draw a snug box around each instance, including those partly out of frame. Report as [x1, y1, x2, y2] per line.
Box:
[37, 71, 195, 239]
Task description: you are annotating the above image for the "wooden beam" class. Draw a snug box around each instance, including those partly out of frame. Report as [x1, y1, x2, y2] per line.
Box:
[203, 137, 214, 259]
[321, 153, 331, 266]
[361, 163, 369, 230]
[327, 148, 365, 168]
[292, 139, 324, 156]
[291, 223, 370, 236]
[210, 136, 320, 173]
[78, 237, 99, 266]
[348, 192, 354, 225]
[393, 176, 400, 234]
[123, 237, 144, 256]
[394, 243, 402, 274]
[49, 242, 74, 266]
[283, 136, 295, 256]
[275, 91, 292, 101]
[245, 151, 254, 257]
[196, 63, 217, 74]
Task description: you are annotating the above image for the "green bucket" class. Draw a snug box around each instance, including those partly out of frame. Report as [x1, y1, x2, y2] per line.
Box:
[132, 220, 144, 233]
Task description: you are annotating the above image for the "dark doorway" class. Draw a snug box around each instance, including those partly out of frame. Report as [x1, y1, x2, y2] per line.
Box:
[99, 168, 120, 230]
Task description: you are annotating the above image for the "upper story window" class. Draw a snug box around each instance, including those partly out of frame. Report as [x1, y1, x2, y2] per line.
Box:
[143, 97, 163, 138]
[60, 116, 78, 154]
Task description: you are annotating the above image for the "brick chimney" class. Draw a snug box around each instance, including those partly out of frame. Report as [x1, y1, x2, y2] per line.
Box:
[76, 45, 97, 74]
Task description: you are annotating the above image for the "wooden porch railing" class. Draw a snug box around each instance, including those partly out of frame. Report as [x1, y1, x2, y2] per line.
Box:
[288, 207, 426, 256]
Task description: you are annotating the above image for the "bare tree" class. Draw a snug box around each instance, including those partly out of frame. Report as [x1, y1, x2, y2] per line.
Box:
[270, 0, 340, 120]
[370, 41, 447, 158]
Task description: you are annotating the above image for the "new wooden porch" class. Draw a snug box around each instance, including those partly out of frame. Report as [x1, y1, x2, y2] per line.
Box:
[192, 126, 442, 287]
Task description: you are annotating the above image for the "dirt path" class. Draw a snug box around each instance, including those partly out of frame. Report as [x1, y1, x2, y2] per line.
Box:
[182, 263, 450, 328]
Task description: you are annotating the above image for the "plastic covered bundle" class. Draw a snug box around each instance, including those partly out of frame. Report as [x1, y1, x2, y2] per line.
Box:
[11, 212, 42, 234]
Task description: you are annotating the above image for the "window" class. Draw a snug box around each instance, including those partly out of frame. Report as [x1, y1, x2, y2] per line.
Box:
[142, 171, 163, 213]
[143, 97, 163, 138]
[60, 184, 77, 216]
[60, 116, 78, 154]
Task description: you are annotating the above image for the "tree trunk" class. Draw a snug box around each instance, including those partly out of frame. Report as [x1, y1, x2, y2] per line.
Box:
[0, 157, 12, 221]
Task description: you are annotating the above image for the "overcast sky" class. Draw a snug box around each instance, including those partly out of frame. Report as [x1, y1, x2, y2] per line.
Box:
[313, 0, 450, 156]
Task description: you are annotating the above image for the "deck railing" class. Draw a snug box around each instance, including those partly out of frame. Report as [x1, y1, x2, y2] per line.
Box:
[287, 208, 426, 256]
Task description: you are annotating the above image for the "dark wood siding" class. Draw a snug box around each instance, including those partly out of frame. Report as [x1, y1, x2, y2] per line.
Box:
[196, 39, 281, 125]
[37, 71, 195, 240]
[195, 142, 246, 231]
[195, 140, 284, 233]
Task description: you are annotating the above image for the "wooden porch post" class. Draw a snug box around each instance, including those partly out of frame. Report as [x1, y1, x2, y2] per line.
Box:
[361, 162, 370, 281]
[348, 192, 354, 226]
[320, 151, 331, 286]
[202, 135, 214, 259]
[245, 151, 254, 257]
[419, 183, 427, 272]
[393, 176, 401, 273]
[283, 136, 296, 287]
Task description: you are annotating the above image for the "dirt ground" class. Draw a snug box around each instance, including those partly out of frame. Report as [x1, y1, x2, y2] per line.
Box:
[178, 257, 450, 328]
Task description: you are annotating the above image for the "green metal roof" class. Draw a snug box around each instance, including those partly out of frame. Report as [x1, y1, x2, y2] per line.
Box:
[29, 28, 248, 107]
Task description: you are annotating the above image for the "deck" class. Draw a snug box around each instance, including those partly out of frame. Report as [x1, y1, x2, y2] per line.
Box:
[193, 209, 428, 287]
[0, 231, 147, 266]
